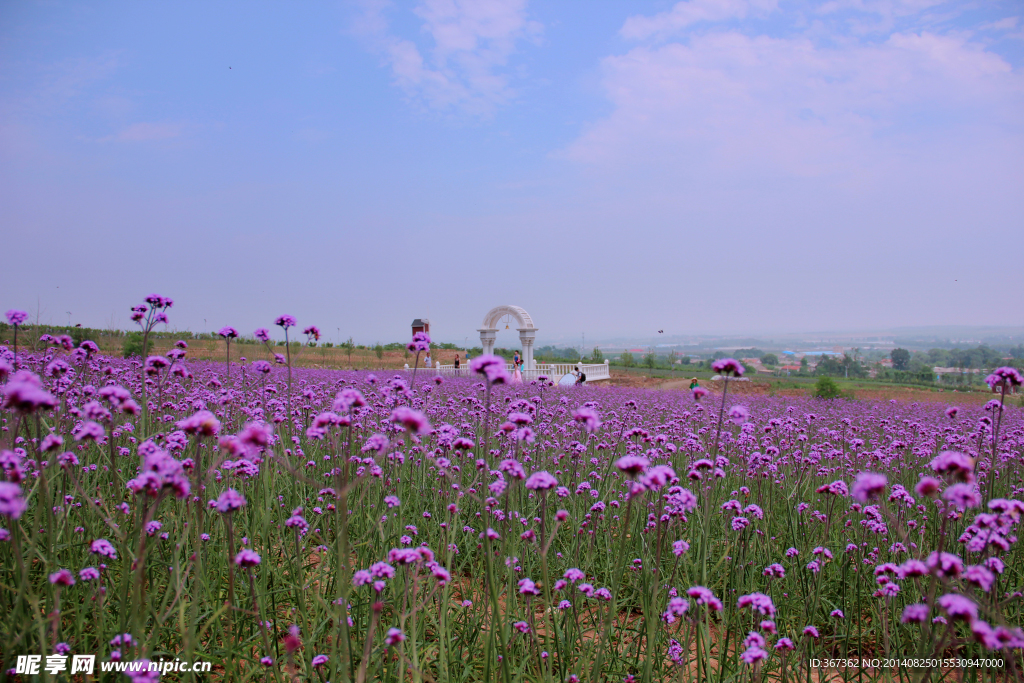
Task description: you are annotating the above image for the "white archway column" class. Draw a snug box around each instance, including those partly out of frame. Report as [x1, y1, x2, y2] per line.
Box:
[478, 329, 497, 357]
[518, 328, 537, 371]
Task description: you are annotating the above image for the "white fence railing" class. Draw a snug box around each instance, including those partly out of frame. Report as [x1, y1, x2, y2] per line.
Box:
[411, 360, 611, 382]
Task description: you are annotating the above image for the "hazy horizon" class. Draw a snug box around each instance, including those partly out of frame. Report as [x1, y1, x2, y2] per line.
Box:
[3, 0, 1022, 348]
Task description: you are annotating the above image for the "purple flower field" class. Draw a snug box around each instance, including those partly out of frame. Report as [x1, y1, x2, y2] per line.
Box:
[2, 299, 1023, 682]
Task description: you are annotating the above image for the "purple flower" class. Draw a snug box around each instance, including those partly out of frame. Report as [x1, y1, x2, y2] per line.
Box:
[802, 625, 819, 639]
[711, 358, 745, 376]
[144, 294, 173, 308]
[176, 410, 221, 437]
[737, 592, 776, 618]
[728, 405, 749, 425]
[692, 386, 709, 401]
[126, 447, 190, 500]
[431, 564, 451, 585]
[385, 628, 405, 646]
[40, 433, 63, 452]
[235, 550, 261, 567]
[124, 660, 161, 682]
[408, 331, 431, 353]
[525, 471, 558, 491]
[50, 568, 75, 586]
[774, 638, 795, 651]
[640, 465, 676, 491]
[75, 421, 106, 442]
[2, 370, 57, 413]
[370, 562, 395, 579]
[740, 646, 768, 665]
[901, 603, 929, 624]
[91, 538, 117, 559]
[964, 565, 995, 592]
[275, 315, 296, 329]
[914, 476, 942, 497]
[215, 489, 247, 513]
[851, 472, 887, 503]
[217, 326, 239, 339]
[571, 407, 602, 433]
[5, 309, 28, 326]
[390, 406, 431, 435]
[986, 366, 1024, 389]
[816, 480, 849, 497]
[938, 594, 978, 621]
[945, 406, 959, 419]
[564, 568, 585, 582]
[943, 483, 980, 508]
[80, 567, 100, 581]
[254, 328, 271, 342]
[0, 483, 27, 519]
[518, 578, 540, 595]
[615, 455, 649, 476]
[926, 551, 964, 578]
[731, 517, 750, 532]
[662, 597, 689, 623]
[311, 654, 328, 668]
[686, 586, 723, 611]
[929, 451, 975, 482]
[470, 355, 510, 384]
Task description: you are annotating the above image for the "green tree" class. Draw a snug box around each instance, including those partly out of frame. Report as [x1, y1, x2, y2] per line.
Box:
[122, 332, 149, 358]
[760, 353, 779, 367]
[592, 347, 604, 363]
[799, 357, 809, 374]
[340, 337, 355, 367]
[373, 343, 384, 368]
[643, 351, 657, 369]
[891, 348, 911, 371]
[620, 352, 635, 367]
[814, 356, 844, 377]
[814, 376, 842, 399]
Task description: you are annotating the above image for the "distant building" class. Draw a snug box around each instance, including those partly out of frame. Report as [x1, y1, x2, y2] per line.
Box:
[411, 318, 430, 337]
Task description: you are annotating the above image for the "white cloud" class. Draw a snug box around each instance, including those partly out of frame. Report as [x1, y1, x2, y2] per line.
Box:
[621, 0, 779, 41]
[978, 16, 1019, 32]
[100, 122, 183, 143]
[562, 27, 1023, 180]
[1, 53, 122, 119]
[352, 0, 541, 115]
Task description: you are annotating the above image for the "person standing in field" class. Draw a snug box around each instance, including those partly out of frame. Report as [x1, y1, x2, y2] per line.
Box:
[424, 351, 431, 370]
[454, 354, 461, 376]
[689, 377, 700, 390]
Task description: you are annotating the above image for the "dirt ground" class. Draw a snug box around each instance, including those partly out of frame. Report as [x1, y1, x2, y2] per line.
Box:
[607, 371, 1014, 407]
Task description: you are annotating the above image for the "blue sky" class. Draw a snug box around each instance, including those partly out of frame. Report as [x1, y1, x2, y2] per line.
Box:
[2, 0, 1022, 346]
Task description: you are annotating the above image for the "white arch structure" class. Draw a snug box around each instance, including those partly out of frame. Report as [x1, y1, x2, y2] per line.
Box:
[478, 305, 538, 371]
